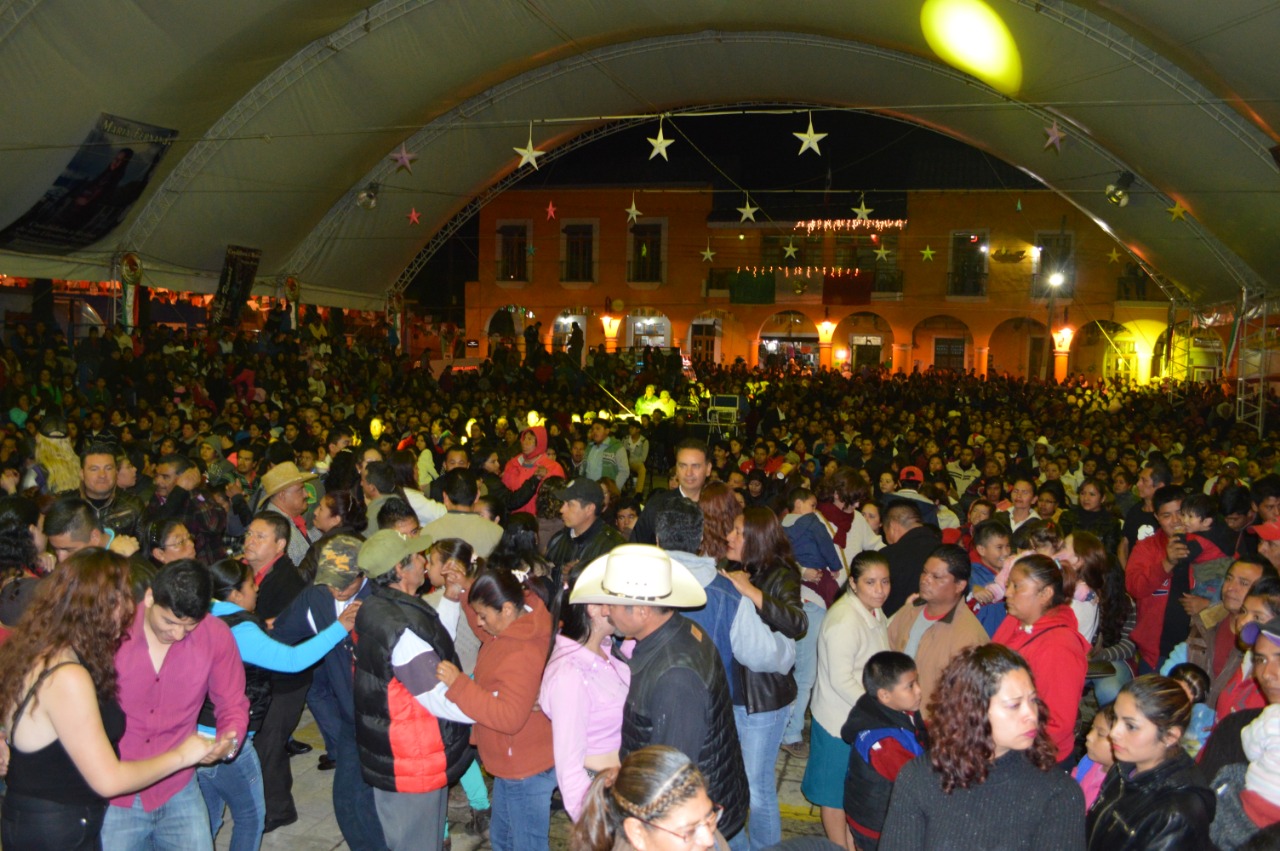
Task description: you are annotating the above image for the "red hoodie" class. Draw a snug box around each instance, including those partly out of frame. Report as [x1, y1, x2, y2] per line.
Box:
[500, 426, 565, 514]
[993, 604, 1090, 761]
[1126, 530, 1227, 669]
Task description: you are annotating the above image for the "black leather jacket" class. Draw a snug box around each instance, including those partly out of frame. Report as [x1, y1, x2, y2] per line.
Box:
[1086, 750, 1215, 851]
[734, 560, 807, 714]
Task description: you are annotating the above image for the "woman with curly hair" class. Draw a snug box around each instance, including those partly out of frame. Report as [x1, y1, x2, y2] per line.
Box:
[570, 745, 724, 851]
[0, 549, 216, 850]
[880, 644, 1086, 851]
[697, 482, 741, 563]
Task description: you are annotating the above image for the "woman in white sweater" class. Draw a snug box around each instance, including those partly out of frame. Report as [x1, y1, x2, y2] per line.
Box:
[802, 550, 892, 849]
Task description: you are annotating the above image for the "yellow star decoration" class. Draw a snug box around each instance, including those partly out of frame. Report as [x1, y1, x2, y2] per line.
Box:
[1166, 201, 1188, 221]
[625, 194, 642, 223]
[920, 245, 935, 261]
[1107, 248, 1121, 263]
[700, 241, 715, 262]
[874, 246, 891, 261]
[783, 240, 799, 259]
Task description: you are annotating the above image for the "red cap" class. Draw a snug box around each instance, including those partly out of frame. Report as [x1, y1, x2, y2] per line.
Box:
[899, 466, 924, 484]
[1248, 520, 1280, 541]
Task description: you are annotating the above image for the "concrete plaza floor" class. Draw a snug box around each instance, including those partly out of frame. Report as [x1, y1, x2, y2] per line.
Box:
[224, 711, 826, 851]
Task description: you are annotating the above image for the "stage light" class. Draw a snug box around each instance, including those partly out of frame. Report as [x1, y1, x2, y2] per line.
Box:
[921, 0, 1022, 96]
[355, 183, 379, 210]
[1105, 172, 1135, 207]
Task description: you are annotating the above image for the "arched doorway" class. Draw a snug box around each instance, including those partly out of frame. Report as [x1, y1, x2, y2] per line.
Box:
[553, 305, 592, 361]
[624, 307, 671, 350]
[486, 304, 534, 352]
[911, 315, 973, 373]
[1153, 321, 1223, 383]
[759, 310, 818, 367]
[1070, 320, 1134, 381]
[689, 309, 733, 365]
[832, 311, 894, 370]
[988, 317, 1048, 379]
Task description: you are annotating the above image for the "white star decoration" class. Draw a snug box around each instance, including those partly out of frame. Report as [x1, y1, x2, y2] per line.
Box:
[783, 240, 799, 259]
[625, 194, 642, 223]
[390, 144, 417, 174]
[514, 124, 545, 170]
[851, 196, 873, 220]
[793, 113, 827, 156]
[737, 197, 759, 222]
[700, 241, 716, 262]
[647, 120, 675, 161]
[1044, 120, 1066, 153]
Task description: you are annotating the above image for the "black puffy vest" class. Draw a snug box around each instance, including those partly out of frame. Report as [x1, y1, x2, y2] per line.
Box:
[620, 614, 748, 840]
[197, 609, 273, 733]
[353, 585, 474, 793]
[840, 693, 926, 834]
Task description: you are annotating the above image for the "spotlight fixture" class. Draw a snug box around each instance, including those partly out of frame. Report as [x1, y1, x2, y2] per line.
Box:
[355, 182, 379, 210]
[1105, 172, 1135, 207]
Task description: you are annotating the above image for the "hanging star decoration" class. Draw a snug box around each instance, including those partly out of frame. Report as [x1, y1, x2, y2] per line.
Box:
[700, 241, 716, 262]
[851, 195, 874, 220]
[390, 144, 417, 174]
[545, 201, 557, 220]
[737, 196, 759, 222]
[514, 123, 545, 170]
[1043, 121, 1066, 153]
[1107, 248, 1121, 263]
[647, 117, 675, 161]
[793, 112, 827, 156]
[920, 245, 935, 261]
[783, 240, 799, 259]
[526, 245, 537, 257]
[625, 194, 642, 223]
[406, 208, 420, 225]
[1166, 201, 1188, 221]
[874, 246, 891, 261]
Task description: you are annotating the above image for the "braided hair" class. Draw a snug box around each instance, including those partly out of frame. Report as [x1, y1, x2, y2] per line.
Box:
[570, 746, 709, 851]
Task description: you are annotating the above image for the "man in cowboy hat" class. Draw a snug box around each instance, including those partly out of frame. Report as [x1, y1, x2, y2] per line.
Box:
[571, 544, 749, 843]
[261, 460, 318, 566]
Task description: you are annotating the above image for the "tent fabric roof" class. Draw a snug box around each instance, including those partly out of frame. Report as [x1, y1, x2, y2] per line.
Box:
[1, 0, 1276, 309]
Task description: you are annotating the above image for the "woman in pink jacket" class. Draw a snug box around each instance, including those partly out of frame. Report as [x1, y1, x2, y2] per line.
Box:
[501, 427, 564, 515]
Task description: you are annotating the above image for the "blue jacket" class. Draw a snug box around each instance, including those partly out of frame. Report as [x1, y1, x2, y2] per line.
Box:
[782, 513, 844, 573]
[272, 579, 375, 725]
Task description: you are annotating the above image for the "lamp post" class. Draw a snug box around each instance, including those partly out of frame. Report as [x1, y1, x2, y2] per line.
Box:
[1041, 271, 1064, 381]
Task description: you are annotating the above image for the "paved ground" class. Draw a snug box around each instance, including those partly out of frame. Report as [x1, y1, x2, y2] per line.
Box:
[223, 712, 826, 850]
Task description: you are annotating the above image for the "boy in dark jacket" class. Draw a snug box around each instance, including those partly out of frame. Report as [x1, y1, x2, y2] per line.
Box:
[841, 651, 928, 851]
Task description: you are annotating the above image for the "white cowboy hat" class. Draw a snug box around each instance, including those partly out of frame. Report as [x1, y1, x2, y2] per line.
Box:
[570, 544, 707, 609]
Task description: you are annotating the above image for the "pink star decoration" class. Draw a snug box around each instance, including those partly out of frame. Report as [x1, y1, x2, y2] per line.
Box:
[390, 144, 417, 173]
[546, 201, 557, 220]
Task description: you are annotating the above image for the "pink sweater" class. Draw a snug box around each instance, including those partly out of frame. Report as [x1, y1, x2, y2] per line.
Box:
[538, 634, 631, 821]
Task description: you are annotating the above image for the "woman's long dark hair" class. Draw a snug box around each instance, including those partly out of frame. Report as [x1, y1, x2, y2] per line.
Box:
[738, 505, 799, 579]
[207, 558, 253, 602]
[928, 645, 1057, 793]
[0, 495, 39, 579]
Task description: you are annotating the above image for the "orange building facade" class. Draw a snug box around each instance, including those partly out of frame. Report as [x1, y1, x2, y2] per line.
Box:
[464, 187, 1228, 383]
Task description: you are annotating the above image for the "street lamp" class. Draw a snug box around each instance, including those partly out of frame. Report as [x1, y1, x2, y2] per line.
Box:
[1041, 271, 1065, 380]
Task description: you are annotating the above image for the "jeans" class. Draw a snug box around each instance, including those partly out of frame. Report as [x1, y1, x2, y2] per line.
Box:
[333, 719, 388, 851]
[374, 786, 446, 851]
[490, 767, 556, 851]
[783, 601, 825, 744]
[307, 675, 344, 756]
[197, 742, 265, 851]
[734, 704, 791, 851]
[101, 774, 214, 851]
[1092, 660, 1134, 707]
[2, 793, 105, 851]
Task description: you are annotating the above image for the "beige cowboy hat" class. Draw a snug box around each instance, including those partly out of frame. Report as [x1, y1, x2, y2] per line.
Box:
[570, 544, 706, 609]
[261, 461, 319, 498]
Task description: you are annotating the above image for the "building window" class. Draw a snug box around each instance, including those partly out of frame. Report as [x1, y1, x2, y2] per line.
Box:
[935, 337, 967, 371]
[948, 230, 988, 296]
[496, 222, 529, 282]
[1032, 231, 1075, 298]
[629, 222, 664, 283]
[561, 222, 596, 282]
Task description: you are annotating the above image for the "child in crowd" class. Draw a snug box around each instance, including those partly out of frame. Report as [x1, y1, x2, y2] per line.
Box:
[1168, 661, 1215, 758]
[965, 520, 1011, 636]
[1072, 704, 1116, 809]
[841, 651, 927, 851]
[782, 486, 845, 604]
[1181, 493, 1234, 602]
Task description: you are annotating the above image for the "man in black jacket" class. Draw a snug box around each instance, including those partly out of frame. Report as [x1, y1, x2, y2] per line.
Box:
[544, 478, 625, 578]
[880, 501, 943, 617]
[571, 544, 749, 843]
[631, 438, 710, 545]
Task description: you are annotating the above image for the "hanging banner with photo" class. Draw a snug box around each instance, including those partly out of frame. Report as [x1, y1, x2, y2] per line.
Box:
[0, 113, 178, 255]
[209, 245, 261, 327]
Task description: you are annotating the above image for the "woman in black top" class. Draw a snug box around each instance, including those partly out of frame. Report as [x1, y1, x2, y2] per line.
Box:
[0, 549, 215, 850]
[881, 644, 1086, 850]
[1087, 674, 1215, 850]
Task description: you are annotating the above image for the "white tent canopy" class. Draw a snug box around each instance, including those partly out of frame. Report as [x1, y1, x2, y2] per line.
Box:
[1, 0, 1276, 308]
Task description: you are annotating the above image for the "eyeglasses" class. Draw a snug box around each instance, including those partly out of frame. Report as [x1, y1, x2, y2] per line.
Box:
[163, 535, 193, 550]
[634, 803, 723, 845]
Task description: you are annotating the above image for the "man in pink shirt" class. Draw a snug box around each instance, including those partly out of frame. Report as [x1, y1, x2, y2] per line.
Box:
[103, 561, 249, 851]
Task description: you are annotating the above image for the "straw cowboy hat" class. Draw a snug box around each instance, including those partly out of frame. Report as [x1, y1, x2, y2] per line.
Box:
[261, 461, 318, 498]
[570, 544, 706, 608]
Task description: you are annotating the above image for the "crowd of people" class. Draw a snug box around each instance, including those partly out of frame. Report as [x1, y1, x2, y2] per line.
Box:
[0, 317, 1278, 850]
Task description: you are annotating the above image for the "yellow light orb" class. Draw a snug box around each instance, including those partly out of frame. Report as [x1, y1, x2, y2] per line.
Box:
[527, 410, 542, 427]
[921, 0, 1022, 96]
[369, 417, 384, 440]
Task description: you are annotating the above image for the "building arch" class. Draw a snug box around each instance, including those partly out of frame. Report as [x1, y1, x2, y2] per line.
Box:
[988, 316, 1048, 379]
[832, 311, 894, 370]
[624, 306, 671, 350]
[758, 310, 819, 367]
[911, 315, 973, 373]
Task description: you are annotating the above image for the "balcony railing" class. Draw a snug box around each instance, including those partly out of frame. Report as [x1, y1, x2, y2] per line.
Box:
[560, 260, 594, 283]
[627, 259, 665, 283]
[947, 271, 987, 297]
[872, 268, 903, 293]
[495, 259, 528, 282]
